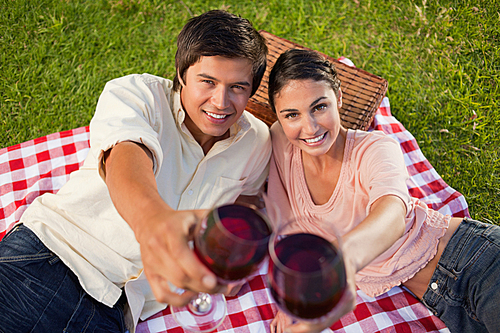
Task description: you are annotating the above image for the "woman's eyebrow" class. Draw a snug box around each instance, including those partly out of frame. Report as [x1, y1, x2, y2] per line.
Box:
[310, 96, 326, 107]
[279, 96, 327, 114]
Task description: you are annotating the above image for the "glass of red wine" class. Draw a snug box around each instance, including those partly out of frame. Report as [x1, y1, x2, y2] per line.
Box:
[171, 189, 275, 332]
[267, 217, 347, 326]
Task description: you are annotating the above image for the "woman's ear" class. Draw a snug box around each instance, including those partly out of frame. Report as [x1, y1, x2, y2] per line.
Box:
[337, 88, 343, 109]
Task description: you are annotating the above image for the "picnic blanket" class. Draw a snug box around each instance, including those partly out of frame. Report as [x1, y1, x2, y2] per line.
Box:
[0, 97, 468, 332]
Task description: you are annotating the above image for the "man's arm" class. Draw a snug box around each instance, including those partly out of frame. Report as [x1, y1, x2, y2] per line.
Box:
[104, 141, 221, 306]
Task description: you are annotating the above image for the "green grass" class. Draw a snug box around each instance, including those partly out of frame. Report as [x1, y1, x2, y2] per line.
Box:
[1, 0, 498, 223]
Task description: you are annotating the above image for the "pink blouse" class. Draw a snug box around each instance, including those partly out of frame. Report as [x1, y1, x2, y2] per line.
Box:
[268, 124, 451, 297]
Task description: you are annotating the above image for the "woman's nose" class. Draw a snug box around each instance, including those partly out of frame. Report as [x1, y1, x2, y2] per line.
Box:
[302, 115, 319, 134]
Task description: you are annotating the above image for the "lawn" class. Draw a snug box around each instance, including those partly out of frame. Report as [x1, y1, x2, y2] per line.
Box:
[1, 0, 498, 222]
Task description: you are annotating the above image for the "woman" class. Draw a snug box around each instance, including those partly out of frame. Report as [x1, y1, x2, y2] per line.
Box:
[267, 49, 500, 333]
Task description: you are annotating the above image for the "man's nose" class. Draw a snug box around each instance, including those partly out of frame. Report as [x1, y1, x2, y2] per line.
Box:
[212, 86, 230, 110]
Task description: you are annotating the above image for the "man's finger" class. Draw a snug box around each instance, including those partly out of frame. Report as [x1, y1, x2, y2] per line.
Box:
[165, 216, 220, 293]
[148, 274, 198, 306]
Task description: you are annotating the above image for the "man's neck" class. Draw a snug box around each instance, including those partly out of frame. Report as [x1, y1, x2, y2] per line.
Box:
[200, 131, 230, 155]
[183, 114, 230, 155]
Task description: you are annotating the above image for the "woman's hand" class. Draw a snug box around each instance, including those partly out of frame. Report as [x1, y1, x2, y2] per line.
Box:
[269, 258, 357, 333]
[270, 310, 293, 333]
[224, 282, 244, 297]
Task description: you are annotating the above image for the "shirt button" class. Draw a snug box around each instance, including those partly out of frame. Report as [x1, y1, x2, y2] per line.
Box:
[188, 189, 194, 195]
[431, 282, 438, 290]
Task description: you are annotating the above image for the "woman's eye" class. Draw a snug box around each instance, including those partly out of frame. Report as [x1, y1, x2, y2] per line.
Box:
[313, 104, 327, 112]
[284, 113, 298, 119]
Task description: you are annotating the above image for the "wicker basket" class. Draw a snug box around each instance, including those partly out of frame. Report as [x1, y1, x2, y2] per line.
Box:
[246, 31, 388, 130]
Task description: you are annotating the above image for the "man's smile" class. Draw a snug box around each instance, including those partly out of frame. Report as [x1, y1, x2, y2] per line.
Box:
[204, 111, 229, 119]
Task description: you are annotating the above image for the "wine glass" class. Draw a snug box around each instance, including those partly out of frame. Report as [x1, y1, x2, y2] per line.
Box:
[267, 216, 347, 325]
[171, 188, 276, 332]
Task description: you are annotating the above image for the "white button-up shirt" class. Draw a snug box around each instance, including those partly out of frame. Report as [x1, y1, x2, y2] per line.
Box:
[21, 73, 271, 331]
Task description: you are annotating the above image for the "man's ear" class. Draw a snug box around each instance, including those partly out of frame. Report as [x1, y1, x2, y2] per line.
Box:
[337, 88, 343, 109]
[177, 71, 186, 87]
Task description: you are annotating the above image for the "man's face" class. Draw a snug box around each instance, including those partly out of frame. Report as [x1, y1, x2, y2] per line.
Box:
[179, 56, 254, 145]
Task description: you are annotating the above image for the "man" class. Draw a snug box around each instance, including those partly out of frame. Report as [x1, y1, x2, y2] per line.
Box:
[0, 10, 270, 333]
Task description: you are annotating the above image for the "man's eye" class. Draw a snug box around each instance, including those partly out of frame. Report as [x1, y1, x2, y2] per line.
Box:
[202, 80, 214, 85]
[232, 85, 246, 91]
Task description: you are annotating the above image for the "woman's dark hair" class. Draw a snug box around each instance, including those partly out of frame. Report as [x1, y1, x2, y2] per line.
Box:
[173, 10, 268, 97]
[268, 49, 341, 113]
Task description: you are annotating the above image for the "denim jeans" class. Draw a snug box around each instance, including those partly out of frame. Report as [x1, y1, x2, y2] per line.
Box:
[0, 224, 128, 333]
[421, 218, 500, 332]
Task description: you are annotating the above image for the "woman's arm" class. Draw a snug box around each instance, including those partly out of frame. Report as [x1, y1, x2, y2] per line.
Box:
[276, 194, 406, 333]
[342, 194, 406, 273]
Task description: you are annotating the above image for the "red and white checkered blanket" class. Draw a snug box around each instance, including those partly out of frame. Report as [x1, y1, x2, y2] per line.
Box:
[0, 97, 468, 332]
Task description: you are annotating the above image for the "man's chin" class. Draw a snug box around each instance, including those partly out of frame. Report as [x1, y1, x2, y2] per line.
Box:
[202, 118, 237, 136]
[203, 127, 231, 139]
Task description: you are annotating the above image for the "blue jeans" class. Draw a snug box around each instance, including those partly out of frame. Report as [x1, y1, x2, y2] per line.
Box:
[0, 224, 128, 333]
[421, 218, 500, 332]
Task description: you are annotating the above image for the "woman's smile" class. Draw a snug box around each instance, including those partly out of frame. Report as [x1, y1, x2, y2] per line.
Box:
[302, 132, 327, 145]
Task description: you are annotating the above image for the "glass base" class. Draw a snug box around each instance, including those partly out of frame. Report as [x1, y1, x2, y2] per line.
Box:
[171, 293, 227, 333]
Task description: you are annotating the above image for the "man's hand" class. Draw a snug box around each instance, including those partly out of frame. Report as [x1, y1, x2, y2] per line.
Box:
[104, 142, 225, 306]
[137, 208, 224, 306]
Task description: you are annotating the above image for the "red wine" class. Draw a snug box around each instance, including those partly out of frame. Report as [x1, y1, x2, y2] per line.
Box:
[194, 204, 272, 281]
[269, 233, 346, 320]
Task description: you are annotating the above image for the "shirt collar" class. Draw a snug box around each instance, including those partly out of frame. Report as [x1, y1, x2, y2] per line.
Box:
[172, 89, 185, 126]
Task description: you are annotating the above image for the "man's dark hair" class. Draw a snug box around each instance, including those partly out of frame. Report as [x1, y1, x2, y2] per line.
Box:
[173, 10, 267, 97]
[268, 49, 341, 113]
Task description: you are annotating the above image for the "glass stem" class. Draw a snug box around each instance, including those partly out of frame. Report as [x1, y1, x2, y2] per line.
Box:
[187, 293, 213, 315]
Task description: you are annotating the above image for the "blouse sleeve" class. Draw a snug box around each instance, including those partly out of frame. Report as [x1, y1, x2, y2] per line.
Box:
[356, 131, 411, 215]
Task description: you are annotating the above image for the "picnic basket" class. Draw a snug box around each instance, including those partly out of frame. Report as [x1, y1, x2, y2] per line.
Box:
[246, 31, 388, 130]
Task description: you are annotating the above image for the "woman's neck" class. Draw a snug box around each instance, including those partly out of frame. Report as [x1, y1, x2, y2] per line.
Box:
[301, 127, 348, 205]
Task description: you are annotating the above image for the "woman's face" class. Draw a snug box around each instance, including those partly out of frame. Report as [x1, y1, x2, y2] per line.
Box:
[274, 79, 342, 157]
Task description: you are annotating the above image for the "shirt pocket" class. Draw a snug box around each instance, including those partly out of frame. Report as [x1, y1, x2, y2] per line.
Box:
[209, 176, 247, 206]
